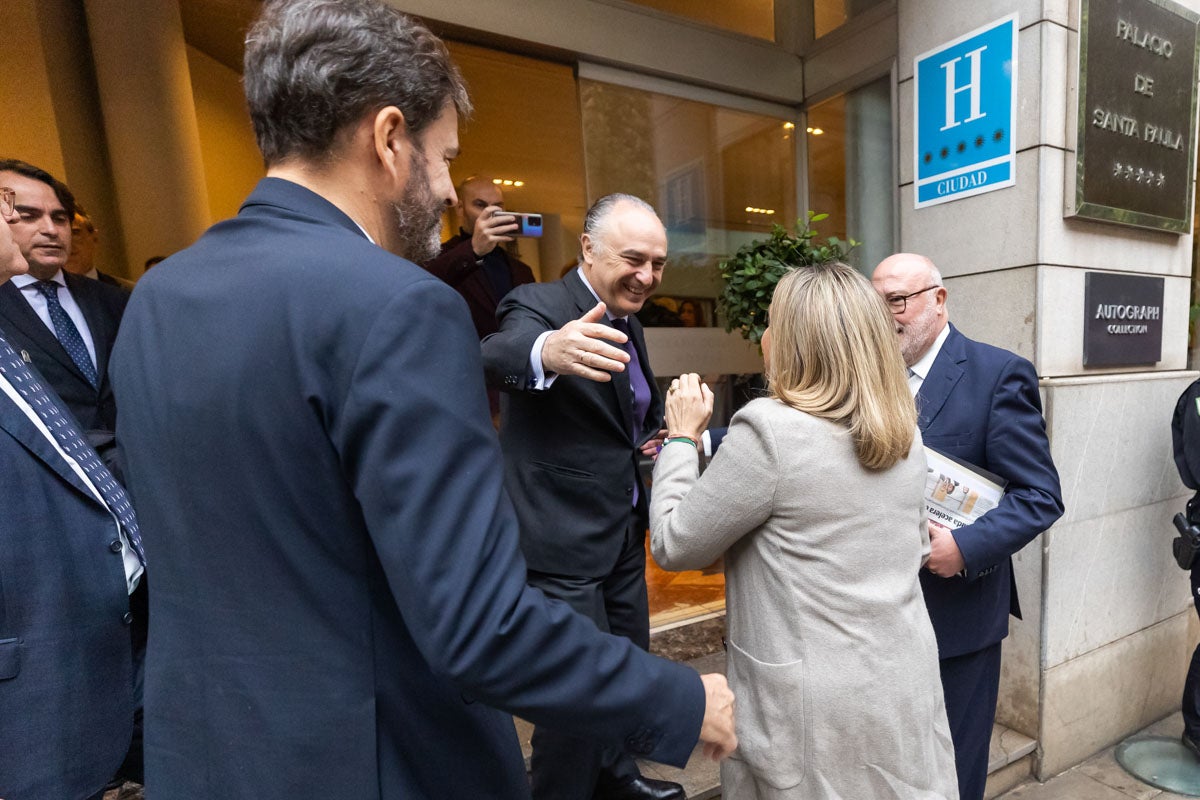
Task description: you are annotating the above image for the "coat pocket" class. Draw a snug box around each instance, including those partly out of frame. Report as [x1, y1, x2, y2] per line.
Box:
[726, 638, 807, 790]
[0, 637, 21, 680]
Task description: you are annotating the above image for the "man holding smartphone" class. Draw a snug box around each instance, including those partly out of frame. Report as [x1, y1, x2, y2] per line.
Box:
[423, 176, 536, 419]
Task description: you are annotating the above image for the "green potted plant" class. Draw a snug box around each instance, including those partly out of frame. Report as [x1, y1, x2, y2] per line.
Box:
[717, 211, 859, 345]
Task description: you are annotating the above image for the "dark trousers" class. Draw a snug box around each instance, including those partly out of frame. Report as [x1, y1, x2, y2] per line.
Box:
[1184, 566, 1200, 738]
[526, 515, 650, 800]
[940, 642, 1003, 800]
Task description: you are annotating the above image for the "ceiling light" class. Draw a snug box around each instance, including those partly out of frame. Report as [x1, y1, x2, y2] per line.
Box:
[808, 127, 824, 135]
[783, 122, 795, 130]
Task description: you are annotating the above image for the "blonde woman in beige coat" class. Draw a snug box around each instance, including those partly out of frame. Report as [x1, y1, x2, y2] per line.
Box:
[650, 263, 958, 799]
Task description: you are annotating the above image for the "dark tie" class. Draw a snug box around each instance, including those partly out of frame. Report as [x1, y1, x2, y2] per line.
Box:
[0, 329, 144, 564]
[35, 280, 98, 387]
[612, 318, 651, 507]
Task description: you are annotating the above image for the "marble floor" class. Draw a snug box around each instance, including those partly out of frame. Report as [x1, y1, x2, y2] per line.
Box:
[644, 535, 726, 630]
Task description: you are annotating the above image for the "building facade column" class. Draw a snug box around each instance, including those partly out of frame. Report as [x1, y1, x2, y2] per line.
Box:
[897, 0, 1199, 779]
[83, 0, 210, 272]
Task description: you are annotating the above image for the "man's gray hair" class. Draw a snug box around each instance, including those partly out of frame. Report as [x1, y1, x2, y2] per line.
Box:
[244, 0, 471, 166]
[582, 193, 658, 244]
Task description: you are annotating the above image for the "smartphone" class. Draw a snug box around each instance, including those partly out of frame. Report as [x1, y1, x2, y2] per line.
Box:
[506, 212, 543, 238]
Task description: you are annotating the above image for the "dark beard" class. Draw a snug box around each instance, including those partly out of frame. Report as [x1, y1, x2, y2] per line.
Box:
[391, 151, 444, 263]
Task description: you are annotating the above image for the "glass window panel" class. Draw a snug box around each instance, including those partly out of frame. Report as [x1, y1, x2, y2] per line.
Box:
[621, 0, 774, 41]
[806, 74, 894, 274]
[579, 79, 797, 327]
[442, 41, 588, 282]
[813, 0, 887, 39]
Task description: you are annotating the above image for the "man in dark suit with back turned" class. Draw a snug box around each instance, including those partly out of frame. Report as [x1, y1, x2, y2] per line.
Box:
[0, 173, 144, 800]
[872, 252, 1064, 800]
[109, 2, 734, 798]
[0, 160, 128, 459]
[482, 193, 684, 800]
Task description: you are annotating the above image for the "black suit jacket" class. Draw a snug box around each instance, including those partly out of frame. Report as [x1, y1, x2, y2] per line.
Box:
[110, 178, 703, 799]
[0, 273, 128, 432]
[481, 268, 664, 577]
[0, 371, 134, 799]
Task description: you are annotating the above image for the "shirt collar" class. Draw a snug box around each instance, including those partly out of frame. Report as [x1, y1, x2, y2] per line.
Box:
[908, 322, 950, 381]
[12, 269, 65, 289]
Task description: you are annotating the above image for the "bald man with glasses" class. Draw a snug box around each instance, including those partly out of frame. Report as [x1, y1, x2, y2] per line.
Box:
[872, 252, 1063, 800]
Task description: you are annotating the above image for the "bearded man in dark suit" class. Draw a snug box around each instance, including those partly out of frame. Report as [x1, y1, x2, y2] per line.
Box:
[108, 3, 734, 798]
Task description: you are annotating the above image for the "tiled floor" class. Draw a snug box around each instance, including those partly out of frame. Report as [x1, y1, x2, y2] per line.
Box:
[644, 535, 726, 629]
[999, 712, 1200, 800]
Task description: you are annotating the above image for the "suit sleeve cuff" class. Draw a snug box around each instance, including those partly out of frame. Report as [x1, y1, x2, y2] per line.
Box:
[528, 331, 558, 390]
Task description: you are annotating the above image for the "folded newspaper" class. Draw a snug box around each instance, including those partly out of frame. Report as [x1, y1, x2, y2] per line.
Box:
[923, 447, 1007, 529]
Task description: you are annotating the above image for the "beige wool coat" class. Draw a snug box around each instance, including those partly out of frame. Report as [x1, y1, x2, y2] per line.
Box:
[651, 398, 958, 800]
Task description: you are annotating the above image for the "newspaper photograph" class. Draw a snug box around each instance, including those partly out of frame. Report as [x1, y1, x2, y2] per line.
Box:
[923, 447, 1006, 530]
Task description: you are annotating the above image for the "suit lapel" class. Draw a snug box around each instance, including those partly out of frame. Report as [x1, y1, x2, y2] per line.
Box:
[0, 390, 104, 504]
[915, 324, 967, 431]
[564, 270, 634, 441]
[0, 281, 81, 379]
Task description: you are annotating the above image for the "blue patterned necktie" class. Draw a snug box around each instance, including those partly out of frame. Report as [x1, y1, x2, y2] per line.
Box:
[0, 329, 144, 564]
[35, 280, 99, 388]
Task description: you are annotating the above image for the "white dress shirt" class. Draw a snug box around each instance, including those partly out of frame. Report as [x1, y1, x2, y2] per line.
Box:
[11, 270, 99, 369]
[0, 368, 142, 593]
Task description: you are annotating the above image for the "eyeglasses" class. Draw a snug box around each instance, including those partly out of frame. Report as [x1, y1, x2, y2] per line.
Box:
[0, 188, 13, 219]
[884, 285, 939, 313]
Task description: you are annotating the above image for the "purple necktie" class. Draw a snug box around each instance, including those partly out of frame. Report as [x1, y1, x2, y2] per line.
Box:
[0, 328, 145, 564]
[612, 318, 650, 507]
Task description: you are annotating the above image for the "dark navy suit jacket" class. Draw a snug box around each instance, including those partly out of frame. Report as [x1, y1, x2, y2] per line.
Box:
[0, 370, 134, 799]
[0, 273, 128, 433]
[917, 324, 1063, 659]
[110, 178, 704, 800]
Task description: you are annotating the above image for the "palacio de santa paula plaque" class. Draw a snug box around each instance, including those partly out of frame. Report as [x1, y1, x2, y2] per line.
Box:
[1068, 0, 1200, 233]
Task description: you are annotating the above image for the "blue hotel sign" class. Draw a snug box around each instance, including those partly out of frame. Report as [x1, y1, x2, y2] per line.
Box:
[914, 14, 1018, 208]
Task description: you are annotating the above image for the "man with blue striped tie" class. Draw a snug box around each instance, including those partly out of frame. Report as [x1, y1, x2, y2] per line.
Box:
[0, 160, 129, 475]
[0, 180, 145, 799]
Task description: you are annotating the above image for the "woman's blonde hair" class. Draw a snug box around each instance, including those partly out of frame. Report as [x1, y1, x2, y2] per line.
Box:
[767, 262, 917, 470]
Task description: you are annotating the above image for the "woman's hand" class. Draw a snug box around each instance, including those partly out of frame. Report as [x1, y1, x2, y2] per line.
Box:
[665, 373, 713, 441]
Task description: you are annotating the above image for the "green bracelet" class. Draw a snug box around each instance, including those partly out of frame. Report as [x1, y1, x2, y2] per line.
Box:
[664, 436, 698, 448]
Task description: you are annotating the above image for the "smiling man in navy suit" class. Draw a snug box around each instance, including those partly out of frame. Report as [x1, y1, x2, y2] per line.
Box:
[873, 253, 1063, 800]
[109, 2, 734, 798]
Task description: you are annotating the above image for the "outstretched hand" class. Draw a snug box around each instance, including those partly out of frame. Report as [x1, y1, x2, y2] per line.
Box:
[541, 302, 630, 383]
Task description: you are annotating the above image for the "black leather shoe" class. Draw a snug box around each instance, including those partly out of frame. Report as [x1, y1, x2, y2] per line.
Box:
[596, 775, 686, 800]
[1183, 731, 1200, 760]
